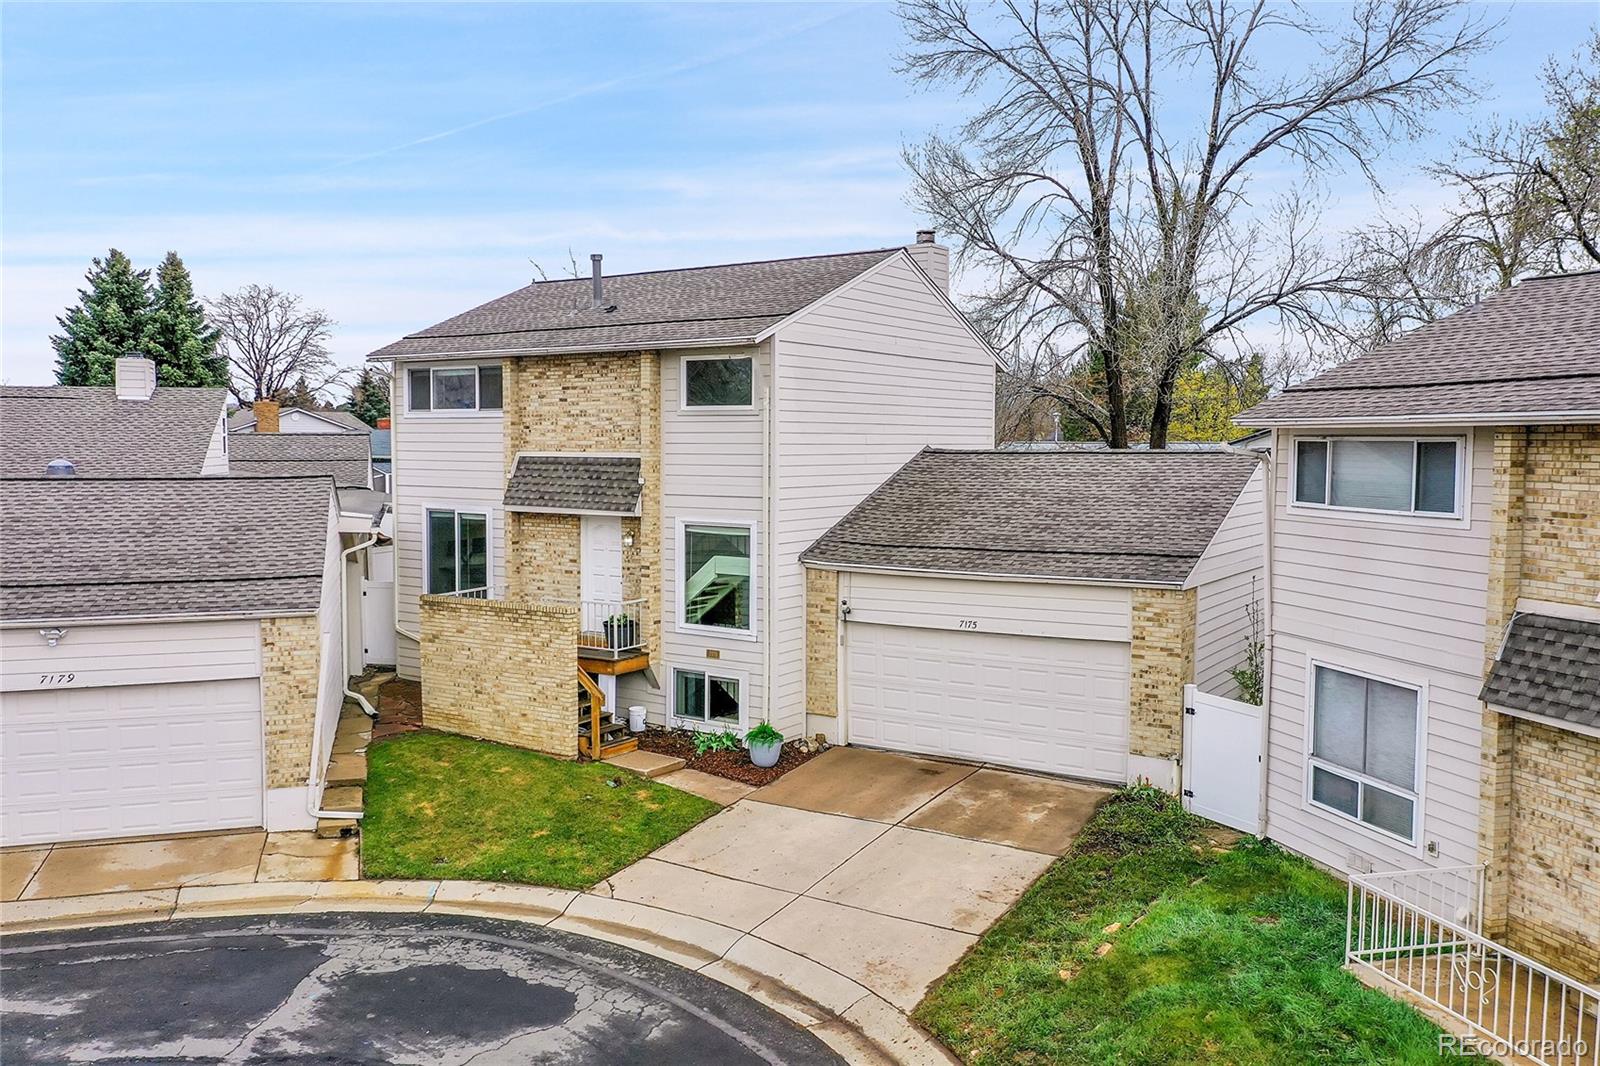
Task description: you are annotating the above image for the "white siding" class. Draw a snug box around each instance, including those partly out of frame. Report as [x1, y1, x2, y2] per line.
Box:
[644, 345, 771, 728]
[1263, 427, 1490, 875]
[843, 571, 1132, 642]
[770, 253, 997, 738]
[0, 619, 262, 691]
[202, 408, 230, 475]
[390, 366, 506, 678]
[1190, 464, 1266, 699]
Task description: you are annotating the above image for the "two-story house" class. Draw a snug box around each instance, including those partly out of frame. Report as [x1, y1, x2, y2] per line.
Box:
[370, 236, 999, 756]
[1236, 271, 1600, 1010]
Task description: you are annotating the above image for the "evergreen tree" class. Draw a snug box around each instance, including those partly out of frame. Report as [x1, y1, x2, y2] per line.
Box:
[278, 375, 320, 409]
[51, 249, 152, 386]
[345, 366, 391, 426]
[143, 252, 225, 387]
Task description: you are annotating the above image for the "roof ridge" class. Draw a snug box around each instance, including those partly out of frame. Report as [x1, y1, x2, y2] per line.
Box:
[525, 245, 903, 285]
[408, 310, 791, 342]
[1285, 368, 1600, 395]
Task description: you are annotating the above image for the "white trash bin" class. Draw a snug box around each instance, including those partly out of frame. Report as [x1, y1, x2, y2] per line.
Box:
[628, 705, 647, 733]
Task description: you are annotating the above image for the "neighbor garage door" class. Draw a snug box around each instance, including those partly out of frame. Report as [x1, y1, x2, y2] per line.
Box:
[845, 623, 1130, 782]
[1, 679, 264, 846]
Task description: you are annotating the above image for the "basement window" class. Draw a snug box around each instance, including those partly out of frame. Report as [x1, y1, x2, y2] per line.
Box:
[672, 668, 742, 728]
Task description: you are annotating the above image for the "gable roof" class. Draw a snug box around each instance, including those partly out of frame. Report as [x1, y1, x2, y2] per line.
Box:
[803, 448, 1261, 586]
[0, 476, 335, 623]
[503, 454, 643, 515]
[1481, 613, 1600, 734]
[367, 248, 905, 361]
[229, 406, 368, 433]
[0, 385, 226, 478]
[1238, 271, 1600, 426]
[228, 432, 371, 488]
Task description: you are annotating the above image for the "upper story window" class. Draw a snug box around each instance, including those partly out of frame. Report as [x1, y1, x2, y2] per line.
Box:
[683, 355, 753, 409]
[426, 508, 489, 594]
[1292, 437, 1461, 517]
[1308, 663, 1421, 844]
[408, 365, 503, 413]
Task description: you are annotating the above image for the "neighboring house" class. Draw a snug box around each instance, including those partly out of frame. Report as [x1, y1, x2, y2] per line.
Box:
[368, 235, 998, 756]
[801, 448, 1264, 788]
[1236, 270, 1600, 986]
[229, 403, 369, 434]
[229, 432, 373, 489]
[0, 356, 369, 843]
[370, 419, 392, 493]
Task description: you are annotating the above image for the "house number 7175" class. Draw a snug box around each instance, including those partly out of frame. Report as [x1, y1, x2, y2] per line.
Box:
[38, 673, 75, 686]
[956, 620, 978, 629]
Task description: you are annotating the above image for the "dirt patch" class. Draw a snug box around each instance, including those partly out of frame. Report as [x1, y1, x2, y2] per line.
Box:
[372, 678, 423, 740]
[635, 728, 825, 787]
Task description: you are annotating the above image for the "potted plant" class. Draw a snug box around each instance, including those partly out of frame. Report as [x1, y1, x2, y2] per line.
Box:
[745, 722, 784, 768]
[603, 613, 637, 650]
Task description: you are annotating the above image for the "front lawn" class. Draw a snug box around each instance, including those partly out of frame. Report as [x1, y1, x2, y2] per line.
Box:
[362, 732, 719, 890]
[915, 787, 1455, 1065]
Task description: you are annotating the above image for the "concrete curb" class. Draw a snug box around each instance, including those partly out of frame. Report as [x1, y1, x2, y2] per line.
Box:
[0, 879, 958, 1066]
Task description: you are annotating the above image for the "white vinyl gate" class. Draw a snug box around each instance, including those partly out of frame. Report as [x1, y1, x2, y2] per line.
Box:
[1180, 683, 1262, 833]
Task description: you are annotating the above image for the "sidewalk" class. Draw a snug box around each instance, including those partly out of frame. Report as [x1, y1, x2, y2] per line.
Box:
[0, 877, 956, 1066]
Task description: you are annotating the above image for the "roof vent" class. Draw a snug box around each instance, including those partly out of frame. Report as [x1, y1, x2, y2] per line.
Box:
[591, 254, 605, 310]
[44, 458, 76, 478]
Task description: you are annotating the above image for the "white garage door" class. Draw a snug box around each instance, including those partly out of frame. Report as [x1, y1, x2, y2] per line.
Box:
[1, 679, 263, 846]
[845, 623, 1130, 782]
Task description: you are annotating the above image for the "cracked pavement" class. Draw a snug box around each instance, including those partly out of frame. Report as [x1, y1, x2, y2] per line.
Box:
[0, 913, 846, 1064]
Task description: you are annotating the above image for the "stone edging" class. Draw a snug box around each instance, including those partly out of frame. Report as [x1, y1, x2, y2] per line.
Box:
[0, 879, 958, 1066]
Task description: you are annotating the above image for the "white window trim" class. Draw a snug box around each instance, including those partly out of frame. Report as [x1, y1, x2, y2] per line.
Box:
[405, 362, 504, 418]
[674, 517, 758, 641]
[679, 353, 756, 412]
[422, 503, 496, 595]
[1300, 656, 1428, 851]
[1288, 432, 1470, 526]
[669, 665, 749, 733]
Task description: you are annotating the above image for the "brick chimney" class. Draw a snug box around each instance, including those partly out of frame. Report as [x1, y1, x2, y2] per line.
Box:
[253, 399, 280, 433]
[376, 417, 391, 430]
[906, 230, 949, 294]
[114, 354, 157, 401]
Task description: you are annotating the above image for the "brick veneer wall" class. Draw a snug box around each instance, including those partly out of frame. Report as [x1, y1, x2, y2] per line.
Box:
[1479, 424, 1600, 979]
[260, 614, 321, 789]
[804, 567, 839, 719]
[1129, 587, 1196, 761]
[419, 594, 579, 756]
[506, 512, 580, 602]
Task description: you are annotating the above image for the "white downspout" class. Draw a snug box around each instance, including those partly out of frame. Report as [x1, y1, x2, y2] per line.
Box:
[761, 354, 775, 729]
[305, 528, 380, 824]
[1255, 440, 1276, 839]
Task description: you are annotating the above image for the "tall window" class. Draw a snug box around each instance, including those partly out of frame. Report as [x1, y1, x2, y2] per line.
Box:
[1293, 438, 1460, 516]
[673, 669, 741, 727]
[427, 509, 488, 594]
[683, 356, 753, 408]
[680, 524, 752, 632]
[408, 365, 504, 412]
[1308, 664, 1421, 842]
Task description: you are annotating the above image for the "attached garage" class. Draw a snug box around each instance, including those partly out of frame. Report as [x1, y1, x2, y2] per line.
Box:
[802, 448, 1266, 788]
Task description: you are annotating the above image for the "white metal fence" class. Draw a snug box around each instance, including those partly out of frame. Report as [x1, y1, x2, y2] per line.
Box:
[1348, 865, 1599, 1065]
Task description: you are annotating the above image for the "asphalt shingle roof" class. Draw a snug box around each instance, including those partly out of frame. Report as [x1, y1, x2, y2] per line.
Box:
[228, 406, 369, 433]
[229, 433, 371, 488]
[1481, 614, 1600, 732]
[503, 454, 643, 514]
[367, 248, 902, 360]
[803, 448, 1261, 585]
[0, 477, 334, 622]
[0, 386, 226, 477]
[1239, 271, 1600, 425]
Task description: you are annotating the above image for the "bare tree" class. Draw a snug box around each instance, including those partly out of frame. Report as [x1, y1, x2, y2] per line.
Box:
[208, 284, 342, 406]
[1533, 32, 1600, 265]
[900, 0, 1492, 447]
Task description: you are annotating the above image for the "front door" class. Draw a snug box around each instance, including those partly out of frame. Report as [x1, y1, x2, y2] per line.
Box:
[580, 516, 624, 606]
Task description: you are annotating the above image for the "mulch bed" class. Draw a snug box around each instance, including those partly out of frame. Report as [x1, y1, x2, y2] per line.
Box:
[636, 728, 825, 787]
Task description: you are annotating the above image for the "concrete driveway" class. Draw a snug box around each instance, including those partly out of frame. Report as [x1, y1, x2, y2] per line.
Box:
[1, 912, 842, 1065]
[598, 747, 1110, 1012]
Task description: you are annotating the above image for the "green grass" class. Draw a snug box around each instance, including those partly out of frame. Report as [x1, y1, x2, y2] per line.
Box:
[361, 732, 719, 890]
[914, 786, 1457, 1065]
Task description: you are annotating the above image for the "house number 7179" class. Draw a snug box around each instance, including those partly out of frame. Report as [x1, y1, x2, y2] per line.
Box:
[38, 673, 75, 686]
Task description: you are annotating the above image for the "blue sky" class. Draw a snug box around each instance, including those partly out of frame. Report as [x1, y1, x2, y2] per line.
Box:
[3, 1, 1596, 387]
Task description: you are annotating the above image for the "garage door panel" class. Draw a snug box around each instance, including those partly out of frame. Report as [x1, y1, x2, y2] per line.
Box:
[1, 678, 263, 846]
[846, 623, 1130, 782]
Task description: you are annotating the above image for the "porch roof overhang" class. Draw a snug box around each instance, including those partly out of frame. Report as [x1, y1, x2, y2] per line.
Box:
[1481, 613, 1600, 735]
[503, 453, 643, 517]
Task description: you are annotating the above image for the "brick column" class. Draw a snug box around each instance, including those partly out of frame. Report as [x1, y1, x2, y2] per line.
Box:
[1129, 587, 1197, 780]
[805, 567, 840, 721]
[260, 614, 321, 788]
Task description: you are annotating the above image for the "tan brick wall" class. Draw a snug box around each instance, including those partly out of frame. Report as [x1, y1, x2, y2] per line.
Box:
[419, 594, 579, 756]
[805, 567, 840, 719]
[260, 614, 321, 789]
[1129, 587, 1196, 760]
[506, 512, 580, 603]
[1479, 424, 1600, 977]
[1503, 721, 1600, 980]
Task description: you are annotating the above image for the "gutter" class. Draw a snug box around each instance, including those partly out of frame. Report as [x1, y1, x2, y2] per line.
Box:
[1235, 409, 1600, 429]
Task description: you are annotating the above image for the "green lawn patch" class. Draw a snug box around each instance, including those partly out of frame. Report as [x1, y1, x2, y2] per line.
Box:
[362, 732, 719, 890]
[914, 786, 1456, 1065]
